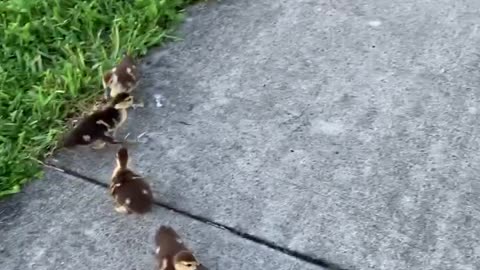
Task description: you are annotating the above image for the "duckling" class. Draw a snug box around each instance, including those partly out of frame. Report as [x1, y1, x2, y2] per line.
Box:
[110, 147, 153, 214]
[103, 54, 143, 108]
[62, 92, 134, 149]
[70, 99, 110, 128]
[154, 226, 205, 270]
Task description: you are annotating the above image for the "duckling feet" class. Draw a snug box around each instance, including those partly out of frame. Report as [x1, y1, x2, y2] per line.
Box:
[114, 204, 130, 214]
[131, 101, 144, 109]
[91, 140, 106, 150]
[97, 134, 122, 147]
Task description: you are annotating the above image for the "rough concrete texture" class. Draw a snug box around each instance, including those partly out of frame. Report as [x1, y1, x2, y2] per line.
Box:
[51, 0, 480, 269]
[0, 170, 326, 270]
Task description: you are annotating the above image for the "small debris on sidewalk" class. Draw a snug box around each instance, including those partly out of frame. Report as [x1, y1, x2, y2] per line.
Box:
[136, 131, 150, 144]
[153, 94, 164, 108]
[137, 131, 147, 139]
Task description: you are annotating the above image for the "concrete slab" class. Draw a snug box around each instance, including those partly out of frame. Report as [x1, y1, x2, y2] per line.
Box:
[52, 0, 480, 269]
[0, 169, 326, 270]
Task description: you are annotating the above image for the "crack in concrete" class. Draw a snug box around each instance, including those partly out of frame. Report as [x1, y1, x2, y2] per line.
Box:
[45, 162, 353, 270]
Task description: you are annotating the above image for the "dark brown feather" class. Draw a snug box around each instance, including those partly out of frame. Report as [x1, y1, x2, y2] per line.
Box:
[62, 93, 132, 148]
[111, 169, 153, 214]
[62, 107, 120, 148]
[113, 55, 138, 88]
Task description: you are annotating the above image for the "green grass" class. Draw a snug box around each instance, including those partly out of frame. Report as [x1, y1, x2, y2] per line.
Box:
[0, 0, 194, 198]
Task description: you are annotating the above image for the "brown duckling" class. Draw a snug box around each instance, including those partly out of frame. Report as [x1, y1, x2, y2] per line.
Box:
[102, 54, 141, 104]
[62, 92, 134, 149]
[154, 226, 206, 270]
[110, 147, 153, 214]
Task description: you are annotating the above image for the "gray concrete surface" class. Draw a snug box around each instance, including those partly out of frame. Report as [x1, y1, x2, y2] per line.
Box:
[0, 170, 326, 270]
[48, 0, 480, 269]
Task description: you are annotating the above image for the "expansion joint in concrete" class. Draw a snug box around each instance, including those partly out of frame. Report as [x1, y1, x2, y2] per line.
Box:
[45, 162, 352, 270]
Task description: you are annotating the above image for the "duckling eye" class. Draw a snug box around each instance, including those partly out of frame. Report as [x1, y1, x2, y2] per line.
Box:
[185, 264, 192, 267]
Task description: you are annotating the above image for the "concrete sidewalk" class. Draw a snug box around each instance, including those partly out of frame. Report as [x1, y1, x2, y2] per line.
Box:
[3, 0, 480, 269]
[0, 170, 326, 270]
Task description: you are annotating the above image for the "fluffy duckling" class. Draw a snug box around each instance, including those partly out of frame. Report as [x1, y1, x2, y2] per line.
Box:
[110, 147, 153, 214]
[62, 92, 134, 149]
[103, 54, 142, 106]
[154, 226, 206, 270]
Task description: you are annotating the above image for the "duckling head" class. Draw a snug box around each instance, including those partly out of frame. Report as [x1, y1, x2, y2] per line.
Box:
[103, 70, 114, 87]
[110, 92, 134, 109]
[104, 68, 131, 99]
[116, 147, 129, 169]
[174, 251, 200, 270]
